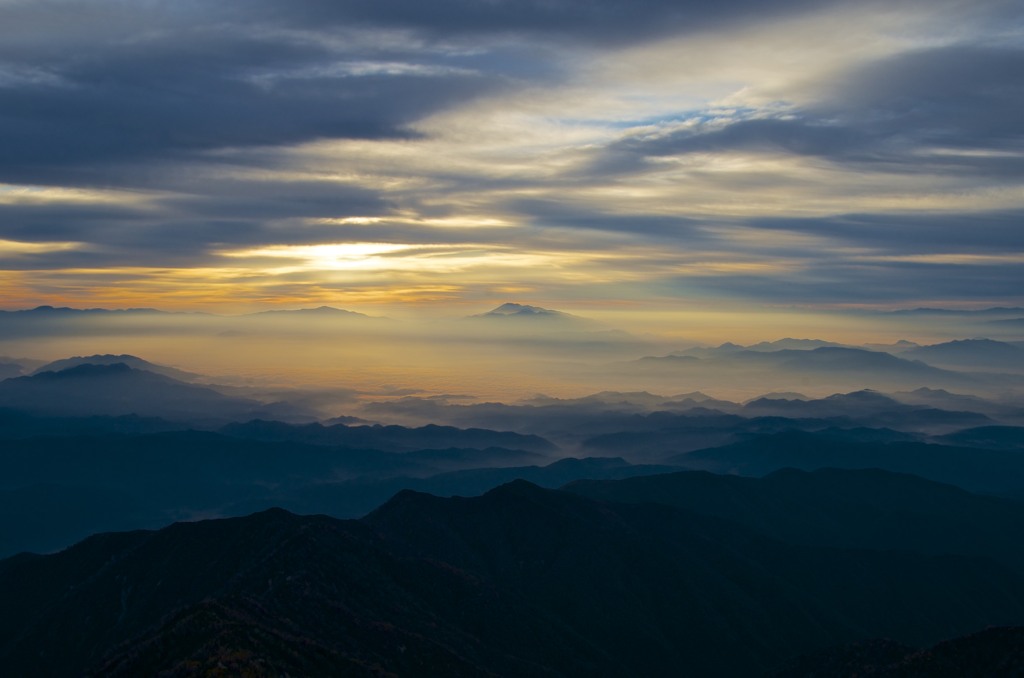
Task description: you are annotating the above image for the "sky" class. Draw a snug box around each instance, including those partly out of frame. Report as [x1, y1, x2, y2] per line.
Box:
[1, 0, 1023, 320]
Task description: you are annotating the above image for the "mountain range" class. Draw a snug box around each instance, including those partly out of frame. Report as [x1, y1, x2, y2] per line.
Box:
[2, 476, 1023, 676]
[1, 337, 1023, 675]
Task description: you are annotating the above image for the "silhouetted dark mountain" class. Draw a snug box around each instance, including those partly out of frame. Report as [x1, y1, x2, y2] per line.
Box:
[772, 626, 1024, 677]
[580, 411, 926, 460]
[0, 484, 153, 556]
[936, 425, 1024, 450]
[0, 409, 186, 439]
[0, 428, 553, 557]
[0, 363, 269, 423]
[671, 430, 1024, 495]
[901, 338, 1024, 371]
[221, 419, 556, 454]
[252, 456, 679, 519]
[32, 354, 201, 381]
[4, 486, 1024, 676]
[566, 467, 1024, 572]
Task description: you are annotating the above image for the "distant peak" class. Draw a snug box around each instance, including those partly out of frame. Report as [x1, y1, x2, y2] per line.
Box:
[490, 303, 562, 316]
[252, 306, 369, 317]
[469, 303, 584, 322]
[36, 362, 136, 377]
[824, 389, 896, 403]
[483, 478, 548, 497]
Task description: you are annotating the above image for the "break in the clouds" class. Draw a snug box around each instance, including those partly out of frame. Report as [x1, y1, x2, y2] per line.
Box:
[0, 0, 1022, 313]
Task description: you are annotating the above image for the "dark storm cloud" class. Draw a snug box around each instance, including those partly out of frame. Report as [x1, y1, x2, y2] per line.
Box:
[0, 63, 493, 187]
[161, 179, 391, 220]
[266, 0, 832, 42]
[0, 0, 842, 190]
[590, 119, 868, 176]
[0, 1, 537, 190]
[749, 211, 1024, 255]
[818, 45, 1024, 150]
[677, 260, 1024, 306]
[503, 198, 709, 240]
[588, 45, 1024, 179]
[0, 0, 857, 189]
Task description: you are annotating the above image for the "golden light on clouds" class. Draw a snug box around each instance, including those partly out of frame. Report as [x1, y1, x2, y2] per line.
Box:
[0, 239, 83, 255]
[222, 242, 425, 271]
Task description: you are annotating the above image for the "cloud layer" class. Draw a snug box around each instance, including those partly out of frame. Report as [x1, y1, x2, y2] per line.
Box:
[1, 0, 1021, 314]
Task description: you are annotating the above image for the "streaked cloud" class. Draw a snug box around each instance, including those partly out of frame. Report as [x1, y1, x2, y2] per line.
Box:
[0, 0, 1020, 315]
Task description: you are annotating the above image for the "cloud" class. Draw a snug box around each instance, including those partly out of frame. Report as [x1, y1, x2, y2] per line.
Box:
[0, 0, 1021, 314]
[0, 4, 508, 188]
[748, 211, 1024, 255]
[585, 44, 1024, 179]
[255, 0, 840, 43]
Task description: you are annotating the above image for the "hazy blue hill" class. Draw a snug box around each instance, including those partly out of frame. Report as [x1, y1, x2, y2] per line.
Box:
[0, 356, 45, 373]
[676, 340, 843, 358]
[0, 362, 23, 379]
[245, 305, 373, 318]
[636, 354, 701, 364]
[901, 338, 1024, 370]
[32, 353, 201, 381]
[4, 486, 1024, 676]
[0, 306, 177, 338]
[892, 386, 1007, 412]
[740, 390, 992, 430]
[566, 467, 1024, 572]
[582, 423, 922, 461]
[671, 430, 1024, 495]
[0, 305, 167, 316]
[745, 338, 844, 351]
[221, 418, 557, 454]
[522, 390, 727, 410]
[0, 363, 265, 423]
[628, 346, 997, 393]
[772, 346, 955, 376]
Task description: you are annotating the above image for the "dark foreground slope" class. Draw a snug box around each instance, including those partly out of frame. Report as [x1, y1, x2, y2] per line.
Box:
[2, 483, 1024, 677]
[772, 626, 1024, 677]
[566, 467, 1024, 572]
